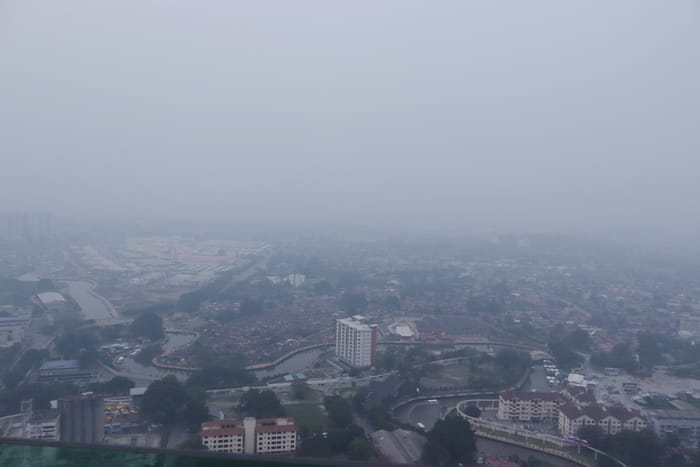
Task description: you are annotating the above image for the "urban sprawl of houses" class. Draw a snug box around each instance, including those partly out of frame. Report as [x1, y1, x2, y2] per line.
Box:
[2, 220, 700, 465]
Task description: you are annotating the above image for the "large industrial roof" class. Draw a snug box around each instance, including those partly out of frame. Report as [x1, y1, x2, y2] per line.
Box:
[39, 360, 80, 371]
[37, 292, 66, 305]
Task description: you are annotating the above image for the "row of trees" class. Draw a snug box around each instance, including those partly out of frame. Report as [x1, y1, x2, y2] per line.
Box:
[422, 415, 477, 466]
[52, 313, 165, 371]
[547, 328, 590, 370]
[576, 426, 690, 467]
[140, 375, 209, 427]
[591, 342, 638, 372]
[297, 395, 373, 461]
[2, 348, 48, 389]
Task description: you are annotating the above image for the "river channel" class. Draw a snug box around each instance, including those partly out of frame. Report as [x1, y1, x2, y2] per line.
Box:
[65, 280, 116, 320]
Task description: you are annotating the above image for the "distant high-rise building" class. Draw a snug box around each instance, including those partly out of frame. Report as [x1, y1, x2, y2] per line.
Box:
[5, 212, 28, 240]
[31, 212, 52, 239]
[58, 395, 104, 444]
[335, 316, 377, 368]
[0, 212, 51, 241]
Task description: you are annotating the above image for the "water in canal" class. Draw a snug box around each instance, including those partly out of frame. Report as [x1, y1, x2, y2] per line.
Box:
[65, 281, 115, 320]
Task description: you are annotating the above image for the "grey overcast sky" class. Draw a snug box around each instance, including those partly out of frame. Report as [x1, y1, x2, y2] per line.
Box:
[1, 1, 699, 239]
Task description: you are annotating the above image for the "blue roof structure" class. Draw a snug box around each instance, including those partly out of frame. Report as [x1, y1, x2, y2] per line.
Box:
[39, 360, 80, 371]
[0, 316, 31, 325]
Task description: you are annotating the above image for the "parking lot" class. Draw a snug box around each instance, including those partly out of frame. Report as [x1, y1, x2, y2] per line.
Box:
[584, 365, 700, 410]
[522, 364, 558, 392]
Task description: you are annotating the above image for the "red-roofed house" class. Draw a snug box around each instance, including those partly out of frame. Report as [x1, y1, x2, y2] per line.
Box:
[558, 403, 647, 437]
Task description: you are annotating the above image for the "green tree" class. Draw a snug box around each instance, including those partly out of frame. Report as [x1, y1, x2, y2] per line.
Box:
[547, 340, 583, 370]
[290, 380, 312, 400]
[130, 312, 163, 340]
[591, 343, 637, 371]
[184, 398, 210, 427]
[495, 348, 531, 370]
[422, 415, 476, 466]
[463, 404, 481, 418]
[240, 389, 286, 418]
[141, 376, 189, 423]
[347, 436, 373, 461]
[187, 365, 256, 389]
[55, 330, 99, 359]
[134, 344, 162, 366]
[327, 425, 365, 453]
[638, 333, 663, 370]
[297, 437, 333, 458]
[2, 348, 49, 389]
[565, 329, 592, 351]
[577, 425, 605, 449]
[367, 404, 395, 430]
[90, 376, 135, 395]
[178, 436, 206, 450]
[422, 439, 449, 466]
[77, 348, 99, 368]
[605, 430, 661, 467]
[324, 395, 353, 428]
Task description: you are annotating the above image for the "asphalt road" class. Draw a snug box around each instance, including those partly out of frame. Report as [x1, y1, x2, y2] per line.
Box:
[394, 397, 465, 430]
[522, 364, 555, 392]
[371, 429, 425, 464]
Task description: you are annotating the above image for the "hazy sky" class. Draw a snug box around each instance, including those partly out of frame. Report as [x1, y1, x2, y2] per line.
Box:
[1, 1, 699, 239]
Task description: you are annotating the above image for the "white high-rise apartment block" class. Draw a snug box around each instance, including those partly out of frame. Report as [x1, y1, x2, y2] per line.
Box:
[335, 316, 377, 368]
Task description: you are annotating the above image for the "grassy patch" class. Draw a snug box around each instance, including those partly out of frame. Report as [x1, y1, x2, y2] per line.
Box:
[285, 403, 328, 432]
[441, 364, 471, 381]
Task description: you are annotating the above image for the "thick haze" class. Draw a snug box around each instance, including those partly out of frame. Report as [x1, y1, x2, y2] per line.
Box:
[1, 1, 699, 240]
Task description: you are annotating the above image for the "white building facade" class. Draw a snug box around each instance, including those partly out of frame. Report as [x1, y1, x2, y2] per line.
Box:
[25, 410, 60, 441]
[335, 316, 377, 368]
[648, 409, 700, 449]
[558, 403, 647, 438]
[497, 391, 567, 422]
[202, 417, 296, 455]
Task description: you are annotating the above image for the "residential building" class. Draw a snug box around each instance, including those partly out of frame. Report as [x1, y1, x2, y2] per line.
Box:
[497, 391, 567, 422]
[58, 395, 104, 444]
[648, 409, 700, 449]
[201, 417, 297, 455]
[25, 409, 60, 441]
[38, 360, 97, 384]
[558, 403, 647, 438]
[335, 316, 377, 368]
